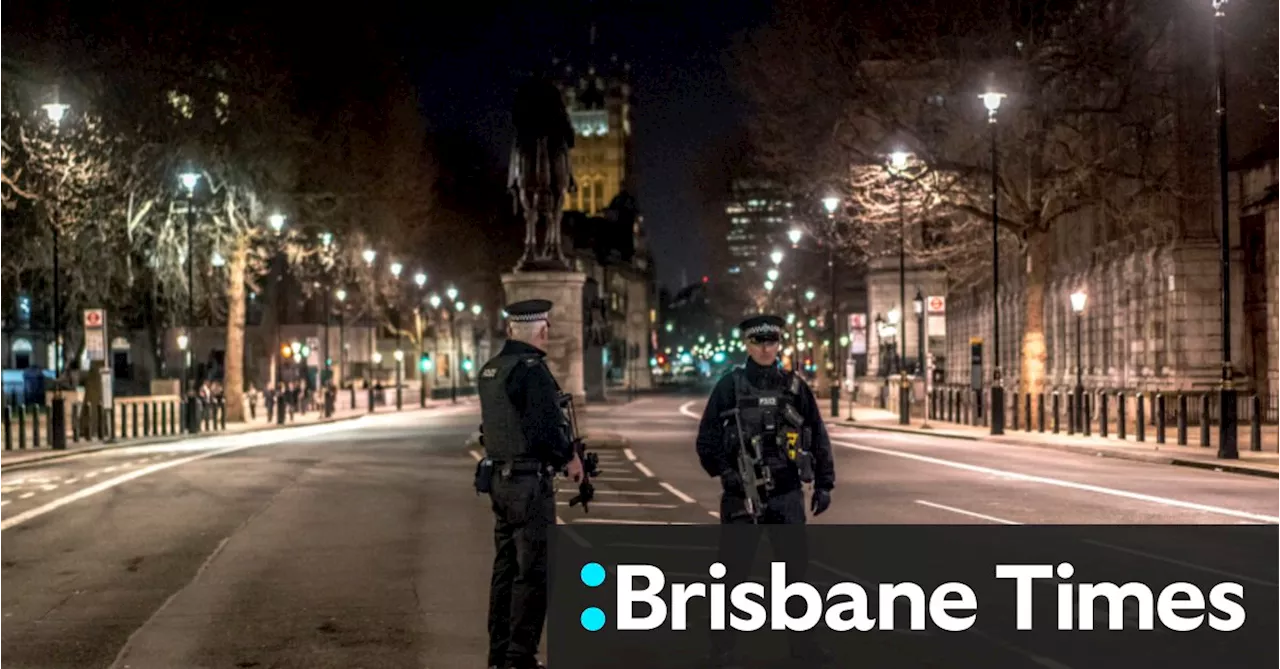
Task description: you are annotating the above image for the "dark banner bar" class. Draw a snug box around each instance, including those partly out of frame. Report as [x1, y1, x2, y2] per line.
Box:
[550, 525, 1277, 669]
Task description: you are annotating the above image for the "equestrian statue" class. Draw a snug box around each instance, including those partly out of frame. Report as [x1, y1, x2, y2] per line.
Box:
[508, 72, 577, 271]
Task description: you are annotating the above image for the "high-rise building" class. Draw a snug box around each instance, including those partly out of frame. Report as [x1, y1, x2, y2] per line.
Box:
[554, 23, 633, 217]
[724, 178, 793, 275]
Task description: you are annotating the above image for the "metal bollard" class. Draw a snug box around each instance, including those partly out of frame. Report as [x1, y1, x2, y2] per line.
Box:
[1052, 392, 1060, 434]
[349, 386, 357, 412]
[1100, 393, 1109, 438]
[1136, 394, 1145, 442]
[1199, 394, 1210, 447]
[1083, 394, 1091, 437]
[72, 403, 81, 442]
[1012, 392, 1020, 431]
[1155, 394, 1165, 444]
[144, 403, 151, 437]
[32, 405, 41, 447]
[3, 406, 10, 450]
[1117, 392, 1127, 440]
[17, 405, 27, 449]
[1024, 393, 1032, 432]
[221, 399, 228, 430]
[367, 387, 375, 414]
[1177, 394, 1188, 445]
[1037, 393, 1045, 432]
[1251, 395, 1262, 452]
[1067, 394, 1075, 435]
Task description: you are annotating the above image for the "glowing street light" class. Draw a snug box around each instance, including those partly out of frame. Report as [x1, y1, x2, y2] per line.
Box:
[446, 286, 459, 302]
[770, 249, 784, 265]
[390, 262, 403, 278]
[429, 293, 441, 309]
[42, 102, 69, 125]
[335, 288, 347, 302]
[180, 172, 200, 193]
[414, 272, 427, 287]
[470, 303, 482, 316]
[822, 197, 841, 215]
[766, 268, 780, 282]
[788, 228, 803, 245]
[362, 249, 376, 265]
[269, 214, 286, 232]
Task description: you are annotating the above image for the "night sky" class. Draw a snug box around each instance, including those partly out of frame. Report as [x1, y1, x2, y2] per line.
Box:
[392, 0, 773, 291]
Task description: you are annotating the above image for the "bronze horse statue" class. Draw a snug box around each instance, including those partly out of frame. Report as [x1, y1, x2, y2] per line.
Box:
[508, 74, 577, 271]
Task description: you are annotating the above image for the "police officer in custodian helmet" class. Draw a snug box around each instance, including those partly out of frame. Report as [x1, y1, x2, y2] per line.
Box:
[695, 314, 835, 523]
[477, 299, 583, 669]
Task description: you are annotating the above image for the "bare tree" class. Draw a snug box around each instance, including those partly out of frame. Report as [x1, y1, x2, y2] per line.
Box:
[732, 0, 1186, 395]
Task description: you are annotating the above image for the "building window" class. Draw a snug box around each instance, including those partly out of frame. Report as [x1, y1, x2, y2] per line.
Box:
[12, 338, 32, 369]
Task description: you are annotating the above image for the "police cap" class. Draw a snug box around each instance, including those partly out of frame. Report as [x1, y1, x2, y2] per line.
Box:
[739, 314, 786, 343]
[504, 299, 553, 323]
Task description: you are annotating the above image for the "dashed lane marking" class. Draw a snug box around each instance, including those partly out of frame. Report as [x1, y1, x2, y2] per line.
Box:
[40, 484, 58, 492]
[468, 450, 482, 462]
[634, 462, 655, 478]
[595, 476, 641, 483]
[84, 471, 100, 478]
[561, 490, 664, 496]
[571, 518, 694, 525]
[915, 500, 1021, 525]
[63, 478, 79, 485]
[0, 500, 9, 506]
[19, 492, 34, 499]
[659, 481, 696, 504]
[623, 448, 637, 461]
[556, 501, 678, 509]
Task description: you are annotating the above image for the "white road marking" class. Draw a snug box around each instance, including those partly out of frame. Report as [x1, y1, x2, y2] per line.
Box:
[1, 500, 9, 506]
[468, 450, 482, 462]
[556, 501, 678, 509]
[560, 490, 664, 496]
[40, 484, 58, 492]
[103, 466, 118, 473]
[829, 438, 1280, 524]
[84, 471, 100, 478]
[1081, 539, 1278, 587]
[19, 492, 35, 499]
[659, 481, 696, 504]
[623, 448, 637, 461]
[915, 499, 1021, 525]
[1, 420, 366, 532]
[63, 478, 79, 485]
[678, 401, 701, 420]
[708, 510, 720, 519]
[595, 476, 641, 483]
[634, 462, 655, 478]
[571, 518, 694, 525]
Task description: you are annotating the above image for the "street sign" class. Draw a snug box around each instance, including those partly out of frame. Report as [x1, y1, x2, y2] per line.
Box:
[927, 295, 945, 314]
[847, 313, 867, 355]
[84, 309, 105, 328]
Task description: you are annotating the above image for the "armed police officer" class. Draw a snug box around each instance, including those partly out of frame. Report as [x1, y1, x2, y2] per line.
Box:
[477, 299, 583, 669]
[695, 314, 835, 523]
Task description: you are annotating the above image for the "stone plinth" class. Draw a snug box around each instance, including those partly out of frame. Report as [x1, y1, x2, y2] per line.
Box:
[502, 271, 588, 405]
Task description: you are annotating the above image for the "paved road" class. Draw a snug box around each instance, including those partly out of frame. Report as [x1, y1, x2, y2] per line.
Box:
[2, 392, 1275, 668]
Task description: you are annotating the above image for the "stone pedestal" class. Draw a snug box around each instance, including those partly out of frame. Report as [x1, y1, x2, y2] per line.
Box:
[502, 271, 587, 405]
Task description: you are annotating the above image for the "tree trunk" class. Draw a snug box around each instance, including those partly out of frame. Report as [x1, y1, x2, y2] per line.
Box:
[1020, 230, 1050, 396]
[222, 236, 249, 422]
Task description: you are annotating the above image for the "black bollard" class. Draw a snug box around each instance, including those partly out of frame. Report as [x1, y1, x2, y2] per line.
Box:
[1037, 393, 1045, 432]
[1083, 394, 1091, 437]
[1052, 392, 1060, 434]
[72, 403, 81, 442]
[1067, 394, 1075, 435]
[1136, 394, 1145, 442]
[1200, 394, 1210, 447]
[144, 403, 151, 437]
[1100, 393, 1109, 438]
[1012, 392, 1020, 431]
[1024, 393, 1032, 432]
[17, 405, 26, 449]
[3, 406, 10, 451]
[1117, 392, 1127, 441]
[1251, 395, 1262, 452]
[33, 405, 42, 447]
[277, 396, 286, 425]
[1177, 394, 1188, 445]
[221, 399, 228, 430]
[367, 387, 375, 414]
[1156, 394, 1166, 444]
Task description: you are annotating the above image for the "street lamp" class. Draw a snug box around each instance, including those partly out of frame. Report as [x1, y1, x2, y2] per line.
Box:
[885, 151, 911, 425]
[766, 268, 780, 282]
[269, 214, 286, 233]
[770, 249, 784, 265]
[788, 228, 803, 246]
[414, 272, 427, 288]
[1070, 290, 1087, 435]
[179, 170, 200, 433]
[979, 88, 1006, 435]
[363, 248, 376, 265]
[389, 263, 403, 409]
[1212, 0, 1237, 459]
[913, 291, 925, 375]
[42, 100, 70, 448]
[336, 288, 348, 388]
[822, 197, 840, 215]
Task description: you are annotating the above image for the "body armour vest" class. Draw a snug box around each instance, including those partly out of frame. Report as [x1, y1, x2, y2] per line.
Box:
[730, 368, 801, 471]
[478, 354, 540, 462]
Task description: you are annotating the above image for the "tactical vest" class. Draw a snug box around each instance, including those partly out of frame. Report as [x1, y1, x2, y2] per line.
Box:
[478, 354, 540, 462]
[730, 368, 804, 471]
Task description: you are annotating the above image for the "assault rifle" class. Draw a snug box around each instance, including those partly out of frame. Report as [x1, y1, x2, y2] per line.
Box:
[720, 407, 773, 523]
[557, 392, 600, 513]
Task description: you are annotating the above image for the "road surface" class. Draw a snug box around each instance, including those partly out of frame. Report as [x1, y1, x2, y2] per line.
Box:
[2, 393, 1274, 668]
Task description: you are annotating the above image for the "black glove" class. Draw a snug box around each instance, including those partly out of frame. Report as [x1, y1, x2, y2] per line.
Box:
[720, 469, 743, 495]
[810, 488, 831, 516]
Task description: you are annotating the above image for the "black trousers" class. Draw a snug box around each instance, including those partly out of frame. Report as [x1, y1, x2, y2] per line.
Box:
[487, 471, 555, 668]
[713, 488, 816, 665]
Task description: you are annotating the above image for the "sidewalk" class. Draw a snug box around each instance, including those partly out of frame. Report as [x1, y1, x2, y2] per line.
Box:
[0, 402, 447, 470]
[824, 405, 1279, 478]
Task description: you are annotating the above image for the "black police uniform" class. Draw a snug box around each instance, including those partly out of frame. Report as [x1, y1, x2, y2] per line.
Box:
[478, 299, 574, 669]
[694, 317, 835, 523]
[696, 315, 837, 666]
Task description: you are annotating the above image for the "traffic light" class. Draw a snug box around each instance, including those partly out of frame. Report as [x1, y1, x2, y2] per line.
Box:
[280, 343, 292, 358]
[461, 357, 474, 373]
[419, 353, 432, 372]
